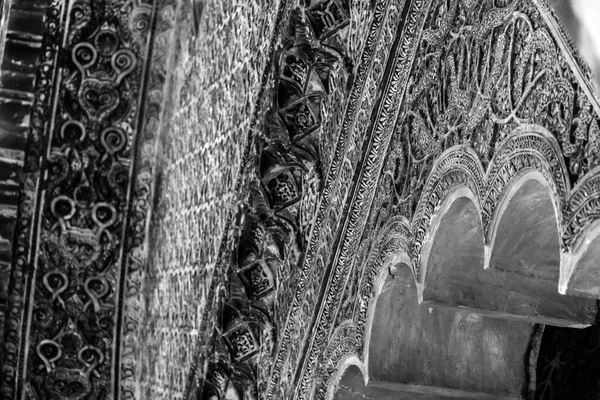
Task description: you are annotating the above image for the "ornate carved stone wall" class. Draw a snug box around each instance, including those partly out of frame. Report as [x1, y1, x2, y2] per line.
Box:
[0, 0, 50, 351]
[0, 0, 169, 398]
[177, 1, 377, 398]
[299, 0, 600, 399]
[3, 0, 600, 399]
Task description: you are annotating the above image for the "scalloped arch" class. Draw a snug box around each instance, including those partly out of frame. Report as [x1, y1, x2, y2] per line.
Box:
[483, 124, 570, 240]
[411, 145, 485, 280]
[355, 215, 412, 341]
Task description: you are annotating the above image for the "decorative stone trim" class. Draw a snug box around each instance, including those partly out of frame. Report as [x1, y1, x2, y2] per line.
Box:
[1, 0, 162, 398]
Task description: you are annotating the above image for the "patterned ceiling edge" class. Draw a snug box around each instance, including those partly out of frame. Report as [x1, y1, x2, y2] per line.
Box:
[1, 0, 161, 398]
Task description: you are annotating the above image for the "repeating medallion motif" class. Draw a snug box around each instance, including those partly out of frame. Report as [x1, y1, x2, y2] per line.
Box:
[2, 0, 156, 398]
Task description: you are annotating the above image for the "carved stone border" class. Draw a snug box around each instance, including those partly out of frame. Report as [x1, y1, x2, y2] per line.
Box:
[1, 1, 65, 396]
[265, 1, 396, 397]
[289, 1, 430, 398]
[1, 0, 162, 398]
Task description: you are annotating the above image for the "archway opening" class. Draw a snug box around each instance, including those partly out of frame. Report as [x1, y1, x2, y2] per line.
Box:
[421, 193, 486, 310]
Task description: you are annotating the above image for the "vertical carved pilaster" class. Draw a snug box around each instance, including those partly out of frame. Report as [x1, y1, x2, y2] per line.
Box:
[1, 0, 159, 398]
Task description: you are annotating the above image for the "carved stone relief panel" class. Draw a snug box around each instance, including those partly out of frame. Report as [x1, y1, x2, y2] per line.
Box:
[1, 0, 162, 398]
[305, 0, 600, 399]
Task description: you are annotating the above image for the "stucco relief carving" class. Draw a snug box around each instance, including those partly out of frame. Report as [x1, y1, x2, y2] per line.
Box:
[194, 2, 356, 398]
[1, 0, 160, 398]
[4, 0, 600, 398]
[315, 0, 600, 399]
[265, 1, 404, 399]
[2, 1, 162, 399]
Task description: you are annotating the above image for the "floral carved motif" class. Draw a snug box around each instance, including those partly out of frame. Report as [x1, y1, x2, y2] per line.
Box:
[1, 0, 157, 398]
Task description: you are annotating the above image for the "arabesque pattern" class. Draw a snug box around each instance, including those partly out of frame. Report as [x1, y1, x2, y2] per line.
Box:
[1, 0, 157, 398]
[3, 0, 600, 399]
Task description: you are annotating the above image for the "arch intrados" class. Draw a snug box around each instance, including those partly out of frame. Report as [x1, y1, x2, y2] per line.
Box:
[417, 175, 593, 326]
[362, 257, 414, 381]
[419, 185, 483, 294]
[484, 170, 561, 276]
[362, 243, 534, 398]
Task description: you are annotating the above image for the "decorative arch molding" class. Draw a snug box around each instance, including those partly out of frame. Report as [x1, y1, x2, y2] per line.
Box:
[355, 215, 412, 342]
[561, 166, 600, 295]
[324, 255, 542, 400]
[323, 354, 366, 400]
[408, 126, 600, 304]
[319, 322, 363, 400]
[412, 146, 485, 281]
[319, 125, 599, 397]
[564, 166, 600, 246]
[483, 125, 570, 240]
[314, 217, 415, 400]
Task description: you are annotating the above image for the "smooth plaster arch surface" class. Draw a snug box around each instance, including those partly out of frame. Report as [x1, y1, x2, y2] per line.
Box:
[361, 250, 413, 377]
[561, 219, 600, 296]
